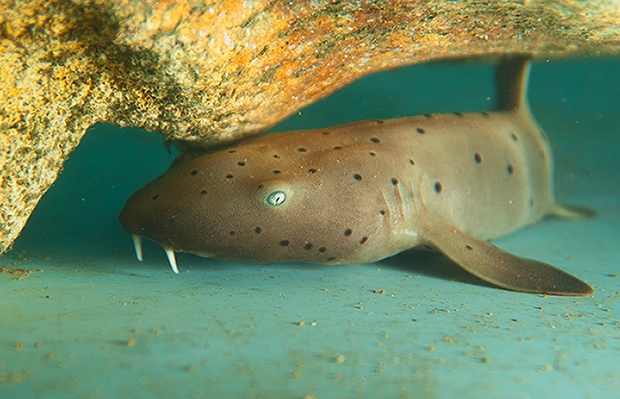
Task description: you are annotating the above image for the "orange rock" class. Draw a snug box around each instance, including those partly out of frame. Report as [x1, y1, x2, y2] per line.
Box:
[0, 0, 619, 254]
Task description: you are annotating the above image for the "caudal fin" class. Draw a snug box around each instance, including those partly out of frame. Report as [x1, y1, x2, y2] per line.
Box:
[549, 202, 597, 220]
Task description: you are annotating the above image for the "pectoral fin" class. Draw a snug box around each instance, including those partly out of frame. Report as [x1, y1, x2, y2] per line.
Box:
[422, 221, 593, 296]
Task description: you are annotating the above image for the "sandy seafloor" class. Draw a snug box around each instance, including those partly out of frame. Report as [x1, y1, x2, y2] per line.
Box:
[1, 58, 619, 399]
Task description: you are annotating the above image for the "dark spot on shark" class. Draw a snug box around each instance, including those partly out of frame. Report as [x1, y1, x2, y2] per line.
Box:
[191, 170, 198, 175]
[465, 244, 473, 250]
[308, 168, 317, 174]
[474, 152, 482, 164]
[229, 231, 235, 236]
[279, 240, 289, 247]
[409, 159, 415, 166]
[304, 243, 313, 250]
[226, 174, 234, 179]
[434, 182, 442, 193]
[481, 111, 490, 117]
[273, 154, 280, 159]
[333, 146, 342, 150]
[237, 161, 246, 166]
[322, 131, 330, 135]
[353, 174, 362, 181]
[344, 229, 352, 236]
[369, 152, 376, 156]
[200, 190, 208, 195]
[507, 164, 514, 175]
[454, 112, 463, 117]
[319, 247, 327, 253]
[424, 113, 433, 118]
[370, 137, 381, 143]
[416, 127, 425, 134]
[227, 150, 237, 154]
[297, 148, 307, 152]
[376, 119, 385, 124]
[391, 178, 398, 185]
[379, 210, 386, 215]
[273, 170, 281, 175]
[359, 237, 368, 245]
[152, 194, 159, 201]
[255, 227, 262, 234]
[510, 132, 519, 142]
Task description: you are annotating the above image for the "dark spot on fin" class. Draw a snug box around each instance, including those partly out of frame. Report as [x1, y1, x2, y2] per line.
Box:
[422, 220, 593, 296]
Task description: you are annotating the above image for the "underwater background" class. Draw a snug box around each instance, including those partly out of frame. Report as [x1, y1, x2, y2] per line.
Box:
[1, 58, 619, 398]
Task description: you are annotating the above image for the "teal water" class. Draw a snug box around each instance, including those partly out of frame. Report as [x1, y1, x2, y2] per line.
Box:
[1, 59, 619, 398]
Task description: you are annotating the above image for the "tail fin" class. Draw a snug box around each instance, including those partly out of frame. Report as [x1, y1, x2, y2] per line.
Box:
[495, 56, 532, 112]
[549, 202, 597, 220]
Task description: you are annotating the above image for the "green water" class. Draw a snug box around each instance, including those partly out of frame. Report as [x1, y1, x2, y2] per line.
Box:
[2, 59, 619, 399]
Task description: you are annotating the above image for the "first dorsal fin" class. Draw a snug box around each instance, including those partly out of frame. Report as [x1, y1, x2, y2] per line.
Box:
[495, 56, 533, 112]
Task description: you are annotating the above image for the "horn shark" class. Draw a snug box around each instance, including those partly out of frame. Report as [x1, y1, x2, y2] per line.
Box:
[119, 57, 594, 296]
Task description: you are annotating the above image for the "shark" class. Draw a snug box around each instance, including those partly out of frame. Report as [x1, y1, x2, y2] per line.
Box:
[119, 57, 594, 296]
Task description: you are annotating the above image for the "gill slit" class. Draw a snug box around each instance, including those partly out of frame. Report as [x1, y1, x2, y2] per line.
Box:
[381, 178, 415, 227]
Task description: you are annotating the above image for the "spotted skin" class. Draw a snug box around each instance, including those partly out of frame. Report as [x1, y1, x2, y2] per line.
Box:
[119, 58, 594, 296]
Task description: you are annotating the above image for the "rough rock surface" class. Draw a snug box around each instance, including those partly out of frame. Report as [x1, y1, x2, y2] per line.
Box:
[1, 0, 619, 255]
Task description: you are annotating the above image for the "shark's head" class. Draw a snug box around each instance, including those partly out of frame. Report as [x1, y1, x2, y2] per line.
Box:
[119, 129, 412, 271]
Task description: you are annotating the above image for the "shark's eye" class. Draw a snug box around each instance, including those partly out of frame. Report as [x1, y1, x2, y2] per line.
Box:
[265, 191, 286, 206]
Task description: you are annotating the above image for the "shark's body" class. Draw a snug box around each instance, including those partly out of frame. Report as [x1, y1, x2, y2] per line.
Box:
[119, 58, 594, 296]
